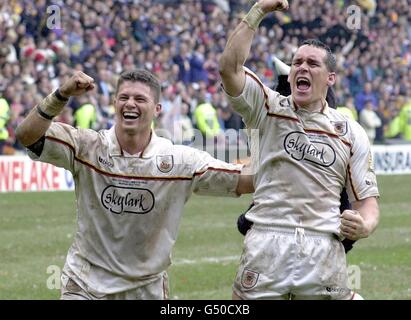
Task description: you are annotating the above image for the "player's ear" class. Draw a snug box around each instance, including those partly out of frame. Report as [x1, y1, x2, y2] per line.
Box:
[327, 72, 336, 87]
[154, 103, 162, 117]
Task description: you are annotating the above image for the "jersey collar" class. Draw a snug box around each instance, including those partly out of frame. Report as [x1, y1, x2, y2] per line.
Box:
[290, 96, 330, 115]
[108, 126, 164, 158]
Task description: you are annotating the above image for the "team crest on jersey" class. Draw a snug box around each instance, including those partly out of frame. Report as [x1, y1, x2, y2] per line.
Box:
[241, 269, 259, 289]
[331, 121, 348, 136]
[156, 155, 174, 173]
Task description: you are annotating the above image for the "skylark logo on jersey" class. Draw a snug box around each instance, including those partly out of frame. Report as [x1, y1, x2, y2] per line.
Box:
[241, 269, 259, 289]
[284, 131, 336, 167]
[156, 155, 174, 173]
[330, 121, 348, 136]
[101, 185, 155, 214]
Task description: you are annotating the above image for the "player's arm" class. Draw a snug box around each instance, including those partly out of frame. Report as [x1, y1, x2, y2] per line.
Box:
[219, 0, 289, 97]
[235, 164, 255, 195]
[340, 196, 379, 240]
[15, 71, 95, 147]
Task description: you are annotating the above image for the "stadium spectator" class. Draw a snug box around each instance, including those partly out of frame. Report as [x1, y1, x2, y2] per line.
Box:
[359, 99, 382, 144]
[354, 82, 378, 113]
[72, 98, 97, 130]
[219, 0, 380, 299]
[336, 97, 358, 121]
[15, 68, 253, 300]
[385, 112, 402, 140]
[194, 98, 222, 138]
[172, 101, 195, 145]
[172, 41, 192, 84]
[0, 94, 10, 154]
[373, 98, 387, 144]
[399, 99, 411, 141]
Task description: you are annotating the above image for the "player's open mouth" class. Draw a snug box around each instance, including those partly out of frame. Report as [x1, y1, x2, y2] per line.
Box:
[296, 77, 311, 92]
[123, 111, 140, 120]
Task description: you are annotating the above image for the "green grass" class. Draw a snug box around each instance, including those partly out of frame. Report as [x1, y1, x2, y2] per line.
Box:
[345, 175, 411, 300]
[0, 175, 410, 299]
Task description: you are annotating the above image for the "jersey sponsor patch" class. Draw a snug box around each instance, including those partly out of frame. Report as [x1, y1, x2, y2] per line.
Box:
[101, 185, 155, 214]
[330, 121, 348, 136]
[284, 131, 336, 167]
[156, 155, 174, 173]
[241, 269, 259, 289]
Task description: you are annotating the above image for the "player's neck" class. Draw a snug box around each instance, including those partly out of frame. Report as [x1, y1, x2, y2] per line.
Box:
[116, 127, 152, 155]
[295, 99, 326, 113]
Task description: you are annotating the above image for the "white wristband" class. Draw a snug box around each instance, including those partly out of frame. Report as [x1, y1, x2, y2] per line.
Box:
[38, 91, 68, 117]
[242, 3, 266, 31]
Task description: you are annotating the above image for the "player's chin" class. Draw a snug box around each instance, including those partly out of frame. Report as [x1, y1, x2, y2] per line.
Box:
[119, 122, 139, 133]
[292, 88, 311, 101]
[293, 95, 311, 108]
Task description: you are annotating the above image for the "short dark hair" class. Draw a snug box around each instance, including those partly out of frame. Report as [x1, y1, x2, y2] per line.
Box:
[300, 39, 336, 72]
[115, 69, 161, 103]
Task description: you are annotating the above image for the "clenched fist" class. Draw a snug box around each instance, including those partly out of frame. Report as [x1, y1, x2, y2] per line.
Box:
[340, 209, 371, 240]
[59, 71, 95, 98]
[258, 0, 289, 13]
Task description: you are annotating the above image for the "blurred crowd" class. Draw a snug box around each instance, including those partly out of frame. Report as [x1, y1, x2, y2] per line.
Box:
[0, 0, 410, 155]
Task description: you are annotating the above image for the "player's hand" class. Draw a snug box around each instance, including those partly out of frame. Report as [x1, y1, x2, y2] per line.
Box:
[258, 0, 289, 13]
[59, 71, 95, 98]
[340, 210, 370, 240]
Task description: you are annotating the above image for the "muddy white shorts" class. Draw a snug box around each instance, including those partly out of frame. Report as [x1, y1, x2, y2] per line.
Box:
[60, 271, 169, 300]
[233, 225, 352, 300]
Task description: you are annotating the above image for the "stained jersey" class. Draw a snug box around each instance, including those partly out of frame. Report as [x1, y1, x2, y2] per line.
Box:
[224, 68, 379, 235]
[28, 122, 242, 295]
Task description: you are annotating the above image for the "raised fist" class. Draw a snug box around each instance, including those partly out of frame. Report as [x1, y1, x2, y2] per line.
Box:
[59, 71, 95, 98]
[258, 0, 289, 13]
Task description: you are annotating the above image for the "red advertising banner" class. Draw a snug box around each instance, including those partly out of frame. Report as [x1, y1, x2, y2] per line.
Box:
[0, 156, 74, 192]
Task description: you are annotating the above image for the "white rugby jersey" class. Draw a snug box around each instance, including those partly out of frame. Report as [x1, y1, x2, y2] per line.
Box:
[28, 122, 241, 295]
[224, 68, 379, 235]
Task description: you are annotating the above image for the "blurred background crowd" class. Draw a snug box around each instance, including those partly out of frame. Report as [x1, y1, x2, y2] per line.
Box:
[0, 0, 410, 154]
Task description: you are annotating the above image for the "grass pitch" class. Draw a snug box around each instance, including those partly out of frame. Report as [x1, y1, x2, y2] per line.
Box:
[0, 175, 410, 299]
